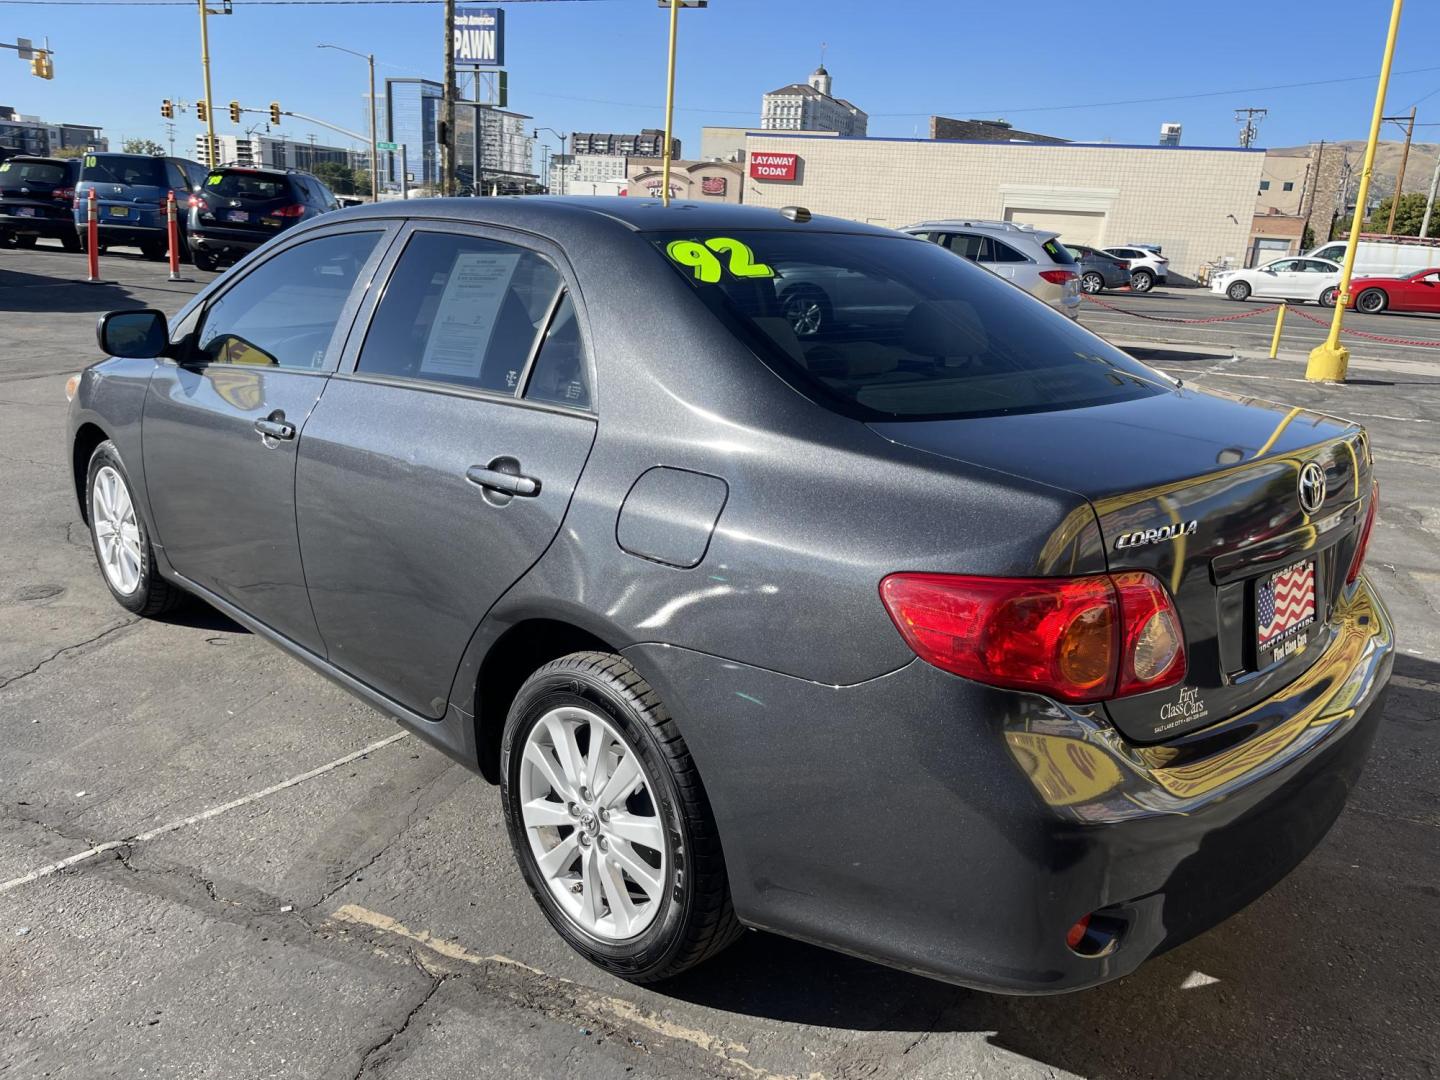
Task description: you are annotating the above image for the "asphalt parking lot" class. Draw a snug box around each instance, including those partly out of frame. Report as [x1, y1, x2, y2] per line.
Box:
[2, 239, 1438, 1080]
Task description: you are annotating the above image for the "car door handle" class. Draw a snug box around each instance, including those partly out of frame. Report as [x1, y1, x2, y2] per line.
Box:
[466, 464, 541, 497]
[254, 417, 296, 440]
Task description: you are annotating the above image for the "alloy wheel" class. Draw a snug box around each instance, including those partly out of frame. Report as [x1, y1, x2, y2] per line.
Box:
[518, 705, 668, 942]
[783, 292, 824, 336]
[91, 465, 143, 595]
[1081, 272, 1104, 294]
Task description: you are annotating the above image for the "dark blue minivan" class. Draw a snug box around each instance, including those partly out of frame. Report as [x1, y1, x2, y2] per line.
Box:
[73, 152, 208, 259]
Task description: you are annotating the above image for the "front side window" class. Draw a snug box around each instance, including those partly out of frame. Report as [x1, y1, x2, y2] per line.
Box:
[1267, 260, 1300, 273]
[943, 233, 983, 260]
[196, 230, 382, 369]
[356, 231, 563, 395]
[651, 230, 1169, 421]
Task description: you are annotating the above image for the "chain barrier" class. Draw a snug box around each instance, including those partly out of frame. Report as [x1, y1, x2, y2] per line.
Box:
[1083, 292, 1440, 349]
[1080, 293, 1283, 325]
[1286, 303, 1440, 348]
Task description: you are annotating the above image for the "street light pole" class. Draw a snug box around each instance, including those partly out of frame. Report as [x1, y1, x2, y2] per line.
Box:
[1307, 0, 1405, 383]
[197, 0, 218, 168]
[660, 0, 679, 207]
[319, 44, 381, 203]
[533, 127, 568, 193]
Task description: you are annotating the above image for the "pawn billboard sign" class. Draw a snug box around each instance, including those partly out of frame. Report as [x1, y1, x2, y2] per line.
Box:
[454, 7, 505, 66]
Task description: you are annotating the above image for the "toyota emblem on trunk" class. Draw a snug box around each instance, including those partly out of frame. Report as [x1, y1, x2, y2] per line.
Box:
[1298, 462, 1326, 514]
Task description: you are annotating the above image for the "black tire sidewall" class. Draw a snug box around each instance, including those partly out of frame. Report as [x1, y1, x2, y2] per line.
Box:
[85, 441, 159, 614]
[1132, 269, 1154, 292]
[1358, 289, 1385, 313]
[1227, 281, 1250, 301]
[500, 663, 696, 979]
[1082, 272, 1104, 293]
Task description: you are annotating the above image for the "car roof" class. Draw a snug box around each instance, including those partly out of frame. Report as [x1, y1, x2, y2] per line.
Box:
[902, 218, 1058, 241]
[327, 196, 905, 238]
[5, 155, 66, 165]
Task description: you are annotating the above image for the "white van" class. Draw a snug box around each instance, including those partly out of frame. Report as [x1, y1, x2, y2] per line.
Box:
[1307, 237, 1440, 278]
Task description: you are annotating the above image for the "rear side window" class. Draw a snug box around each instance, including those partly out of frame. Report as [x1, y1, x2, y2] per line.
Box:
[206, 171, 288, 199]
[943, 233, 983, 260]
[989, 240, 1029, 263]
[651, 230, 1167, 421]
[81, 155, 167, 188]
[357, 231, 563, 395]
[524, 293, 590, 409]
[0, 160, 65, 189]
[196, 231, 382, 369]
[1042, 239, 1076, 265]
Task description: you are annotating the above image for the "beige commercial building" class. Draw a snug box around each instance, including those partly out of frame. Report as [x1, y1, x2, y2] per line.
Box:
[740, 134, 1268, 281]
[626, 159, 744, 203]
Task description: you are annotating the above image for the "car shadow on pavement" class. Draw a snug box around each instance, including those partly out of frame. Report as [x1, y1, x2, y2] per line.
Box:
[662, 650, 1437, 1079]
[156, 598, 249, 636]
[0, 269, 145, 314]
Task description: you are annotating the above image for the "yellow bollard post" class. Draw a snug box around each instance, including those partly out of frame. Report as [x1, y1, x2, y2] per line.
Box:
[1269, 303, 1288, 359]
[1307, 0, 1405, 382]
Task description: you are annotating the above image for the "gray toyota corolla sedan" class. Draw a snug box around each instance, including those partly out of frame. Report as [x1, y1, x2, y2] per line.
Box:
[66, 198, 1392, 994]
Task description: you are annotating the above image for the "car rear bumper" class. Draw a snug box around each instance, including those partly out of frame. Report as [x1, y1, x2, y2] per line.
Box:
[0, 207, 73, 237]
[188, 229, 265, 255]
[624, 575, 1392, 993]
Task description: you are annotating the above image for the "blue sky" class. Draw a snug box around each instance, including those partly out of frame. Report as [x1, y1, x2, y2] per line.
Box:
[2, 0, 1439, 159]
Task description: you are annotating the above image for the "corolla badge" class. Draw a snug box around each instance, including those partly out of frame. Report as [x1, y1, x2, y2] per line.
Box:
[1298, 461, 1326, 514]
[1115, 520, 1198, 550]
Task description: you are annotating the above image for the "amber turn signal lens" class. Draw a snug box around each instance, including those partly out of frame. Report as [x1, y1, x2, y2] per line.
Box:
[64, 373, 80, 402]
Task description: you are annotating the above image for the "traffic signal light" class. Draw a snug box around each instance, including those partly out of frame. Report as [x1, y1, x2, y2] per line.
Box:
[269, 101, 281, 125]
[161, 99, 175, 119]
[196, 99, 208, 122]
[229, 100, 241, 124]
[30, 50, 53, 80]
[497, 71, 508, 108]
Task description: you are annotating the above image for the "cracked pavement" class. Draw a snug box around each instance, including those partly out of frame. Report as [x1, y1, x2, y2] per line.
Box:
[2, 242, 1438, 1079]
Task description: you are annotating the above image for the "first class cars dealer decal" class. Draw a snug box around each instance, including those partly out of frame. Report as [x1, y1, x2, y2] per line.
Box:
[749, 152, 799, 181]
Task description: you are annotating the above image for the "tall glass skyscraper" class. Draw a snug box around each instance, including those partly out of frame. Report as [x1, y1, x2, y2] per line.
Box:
[383, 77, 442, 189]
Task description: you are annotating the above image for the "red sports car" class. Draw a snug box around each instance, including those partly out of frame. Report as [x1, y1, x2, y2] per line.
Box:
[1347, 267, 1440, 314]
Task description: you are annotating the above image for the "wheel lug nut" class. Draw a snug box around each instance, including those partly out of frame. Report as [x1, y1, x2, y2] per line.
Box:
[597, 836, 608, 852]
[571, 882, 583, 893]
[598, 808, 609, 823]
[579, 786, 591, 802]
[578, 832, 590, 847]
[567, 802, 579, 817]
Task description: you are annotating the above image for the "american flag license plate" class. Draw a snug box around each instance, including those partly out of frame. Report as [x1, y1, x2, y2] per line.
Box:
[1257, 559, 1315, 658]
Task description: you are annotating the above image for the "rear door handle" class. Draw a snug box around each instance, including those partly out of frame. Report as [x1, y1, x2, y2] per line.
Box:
[254, 417, 296, 440]
[466, 464, 541, 498]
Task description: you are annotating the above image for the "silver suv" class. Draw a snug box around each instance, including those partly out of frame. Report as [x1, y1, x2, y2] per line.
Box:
[902, 219, 1081, 318]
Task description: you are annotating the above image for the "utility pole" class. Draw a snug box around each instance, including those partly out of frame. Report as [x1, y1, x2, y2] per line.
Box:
[196, 0, 222, 170]
[1234, 107, 1268, 149]
[442, 0, 457, 196]
[1383, 105, 1417, 233]
[1420, 153, 1440, 239]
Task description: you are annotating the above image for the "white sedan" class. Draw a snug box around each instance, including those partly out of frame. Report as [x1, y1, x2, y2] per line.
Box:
[1212, 256, 1341, 306]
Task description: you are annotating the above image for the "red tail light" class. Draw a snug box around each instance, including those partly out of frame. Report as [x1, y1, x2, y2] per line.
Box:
[878, 571, 1186, 703]
[269, 204, 306, 218]
[1038, 269, 1078, 285]
[187, 194, 200, 209]
[1346, 482, 1379, 585]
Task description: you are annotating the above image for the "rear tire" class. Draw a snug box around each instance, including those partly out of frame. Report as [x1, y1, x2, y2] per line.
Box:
[191, 247, 219, 273]
[1129, 268, 1155, 293]
[85, 441, 183, 617]
[60, 232, 82, 253]
[501, 652, 743, 984]
[1226, 280, 1252, 302]
[140, 239, 166, 261]
[1081, 271, 1105, 294]
[1356, 288, 1388, 314]
[1319, 286, 1339, 308]
[13, 234, 37, 249]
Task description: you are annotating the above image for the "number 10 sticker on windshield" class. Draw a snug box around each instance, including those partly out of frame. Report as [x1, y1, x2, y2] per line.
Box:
[666, 237, 774, 283]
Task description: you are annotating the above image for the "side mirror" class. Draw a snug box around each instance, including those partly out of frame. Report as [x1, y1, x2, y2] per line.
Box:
[97, 308, 170, 359]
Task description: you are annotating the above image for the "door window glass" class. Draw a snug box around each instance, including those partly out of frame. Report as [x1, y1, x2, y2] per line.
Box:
[196, 230, 382, 369]
[356, 232, 563, 395]
[524, 293, 590, 409]
[1267, 260, 1299, 273]
[989, 240, 1029, 263]
[944, 233, 983, 260]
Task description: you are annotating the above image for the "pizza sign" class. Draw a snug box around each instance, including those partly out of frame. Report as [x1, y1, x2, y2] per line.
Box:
[749, 152, 799, 182]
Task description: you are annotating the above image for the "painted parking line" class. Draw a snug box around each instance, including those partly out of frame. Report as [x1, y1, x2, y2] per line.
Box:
[331, 904, 818, 1080]
[0, 731, 410, 895]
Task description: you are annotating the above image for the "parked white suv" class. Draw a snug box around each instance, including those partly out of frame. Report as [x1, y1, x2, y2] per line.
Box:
[903, 220, 1081, 319]
[1103, 245, 1169, 293]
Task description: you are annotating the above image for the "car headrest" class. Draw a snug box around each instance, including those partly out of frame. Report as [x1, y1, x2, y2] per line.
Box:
[903, 300, 988, 360]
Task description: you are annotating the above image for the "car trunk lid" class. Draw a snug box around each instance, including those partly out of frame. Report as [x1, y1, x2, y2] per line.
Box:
[870, 384, 1373, 742]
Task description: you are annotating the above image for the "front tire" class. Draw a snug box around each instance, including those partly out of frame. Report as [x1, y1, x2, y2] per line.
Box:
[1081, 271, 1105, 294]
[85, 441, 182, 617]
[501, 652, 742, 984]
[1129, 268, 1155, 293]
[1226, 280, 1252, 302]
[1355, 288, 1388, 314]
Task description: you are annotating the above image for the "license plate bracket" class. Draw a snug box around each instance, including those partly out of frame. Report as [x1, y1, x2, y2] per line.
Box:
[1255, 559, 1316, 665]
[109, 206, 130, 218]
[225, 210, 248, 223]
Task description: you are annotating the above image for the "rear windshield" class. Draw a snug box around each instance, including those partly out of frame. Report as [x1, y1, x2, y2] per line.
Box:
[205, 171, 289, 199]
[81, 155, 167, 188]
[1042, 238, 1076, 265]
[0, 160, 66, 190]
[651, 230, 1168, 421]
